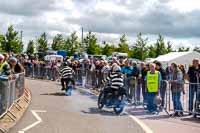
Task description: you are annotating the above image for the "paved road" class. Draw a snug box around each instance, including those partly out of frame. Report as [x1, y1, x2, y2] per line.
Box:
[9, 79, 145, 133]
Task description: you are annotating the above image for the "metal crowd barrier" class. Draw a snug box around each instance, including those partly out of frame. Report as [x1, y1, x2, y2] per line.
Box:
[164, 81, 200, 116]
[74, 69, 109, 90]
[0, 73, 25, 116]
[74, 69, 200, 116]
[25, 64, 59, 81]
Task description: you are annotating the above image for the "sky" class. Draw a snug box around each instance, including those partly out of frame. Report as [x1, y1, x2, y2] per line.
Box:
[0, 0, 200, 49]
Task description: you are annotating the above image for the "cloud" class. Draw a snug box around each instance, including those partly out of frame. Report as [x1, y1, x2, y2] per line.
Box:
[0, 0, 200, 48]
[0, 0, 57, 16]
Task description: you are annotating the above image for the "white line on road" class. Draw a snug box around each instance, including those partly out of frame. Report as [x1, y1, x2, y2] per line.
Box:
[18, 110, 46, 133]
[125, 112, 153, 133]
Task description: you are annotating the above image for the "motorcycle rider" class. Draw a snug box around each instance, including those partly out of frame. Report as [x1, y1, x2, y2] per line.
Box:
[59, 62, 75, 91]
[102, 63, 124, 100]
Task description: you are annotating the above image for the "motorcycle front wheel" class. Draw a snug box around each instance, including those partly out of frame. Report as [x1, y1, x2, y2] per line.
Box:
[98, 91, 105, 109]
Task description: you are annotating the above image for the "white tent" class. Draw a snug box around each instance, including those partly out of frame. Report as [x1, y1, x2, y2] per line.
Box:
[153, 51, 200, 68]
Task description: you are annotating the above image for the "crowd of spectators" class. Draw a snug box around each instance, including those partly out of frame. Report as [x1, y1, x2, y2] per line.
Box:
[1, 53, 199, 116]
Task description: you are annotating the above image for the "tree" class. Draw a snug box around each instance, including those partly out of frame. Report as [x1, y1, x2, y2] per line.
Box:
[193, 47, 200, 53]
[63, 32, 80, 56]
[37, 32, 48, 53]
[51, 34, 64, 51]
[148, 45, 157, 58]
[0, 34, 4, 52]
[117, 34, 130, 56]
[154, 34, 167, 57]
[1, 25, 23, 53]
[178, 47, 190, 52]
[132, 33, 148, 60]
[26, 40, 35, 56]
[102, 41, 115, 56]
[84, 32, 102, 55]
[166, 41, 173, 53]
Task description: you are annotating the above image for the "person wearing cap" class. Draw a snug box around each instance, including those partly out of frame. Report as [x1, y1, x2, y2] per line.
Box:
[145, 63, 162, 113]
[155, 61, 167, 107]
[0, 54, 11, 76]
[9, 57, 24, 74]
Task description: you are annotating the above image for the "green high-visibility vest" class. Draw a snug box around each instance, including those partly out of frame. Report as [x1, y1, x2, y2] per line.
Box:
[0, 61, 8, 72]
[147, 71, 159, 92]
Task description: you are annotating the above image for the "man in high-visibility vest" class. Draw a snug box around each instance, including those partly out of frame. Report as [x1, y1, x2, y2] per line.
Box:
[145, 63, 162, 113]
[0, 54, 10, 76]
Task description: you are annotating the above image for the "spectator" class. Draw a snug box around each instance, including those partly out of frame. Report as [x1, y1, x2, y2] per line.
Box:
[112, 57, 120, 66]
[130, 61, 139, 103]
[121, 60, 133, 102]
[128, 61, 139, 104]
[101, 60, 110, 81]
[146, 63, 162, 114]
[139, 62, 148, 103]
[187, 58, 200, 115]
[9, 57, 24, 74]
[0, 54, 10, 76]
[155, 61, 167, 107]
[169, 63, 184, 117]
[179, 64, 186, 80]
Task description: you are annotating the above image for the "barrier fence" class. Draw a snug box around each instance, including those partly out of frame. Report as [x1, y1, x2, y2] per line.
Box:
[0, 73, 25, 116]
[164, 82, 200, 116]
[24, 65, 59, 81]
[77, 70, 200, 116]
[25, 65, 200, 117]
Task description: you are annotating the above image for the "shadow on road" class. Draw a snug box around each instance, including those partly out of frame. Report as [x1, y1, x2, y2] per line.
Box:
[78, 90, 98, 101]
[81, 107, 127, 116]
[40, 92, 66, 96]
[181, 117, 200, 124]
[127, 107, 170, 120]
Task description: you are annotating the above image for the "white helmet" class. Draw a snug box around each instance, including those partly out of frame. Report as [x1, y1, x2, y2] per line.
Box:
[113, 65, 121, 72]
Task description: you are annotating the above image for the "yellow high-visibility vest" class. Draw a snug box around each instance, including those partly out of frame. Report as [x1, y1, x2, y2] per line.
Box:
[0, 61, 8, 72]
[147, 71, 159, 92]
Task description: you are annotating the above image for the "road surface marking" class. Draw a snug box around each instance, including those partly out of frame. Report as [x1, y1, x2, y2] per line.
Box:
[18, 110, 46, 133]
[125, 112, 154, 133]
[78, 87, 153, 133]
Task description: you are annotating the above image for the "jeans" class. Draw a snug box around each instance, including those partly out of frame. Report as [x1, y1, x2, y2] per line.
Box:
[136, 79, 141, 102]
[137, 79, 146, 102]
[126, 78, 136, 102]
[61, 78, 75, 89]
[172, 92, 183, 112]
[189, 84, 197, 111]
[160, 81, 167, 106]
[147, 92, 157, 112]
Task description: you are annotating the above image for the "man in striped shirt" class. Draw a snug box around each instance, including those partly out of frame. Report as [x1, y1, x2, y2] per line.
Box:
[103, 63, 124, 98]
[60, 62, 75, 90]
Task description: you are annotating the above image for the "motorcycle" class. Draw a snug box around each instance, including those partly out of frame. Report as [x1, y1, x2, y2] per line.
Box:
[97, 84, 127, 115]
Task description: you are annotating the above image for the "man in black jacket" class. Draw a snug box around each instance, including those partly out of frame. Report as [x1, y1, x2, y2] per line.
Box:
[187, 58, 200, 114]
[155, 61, 166, 107]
